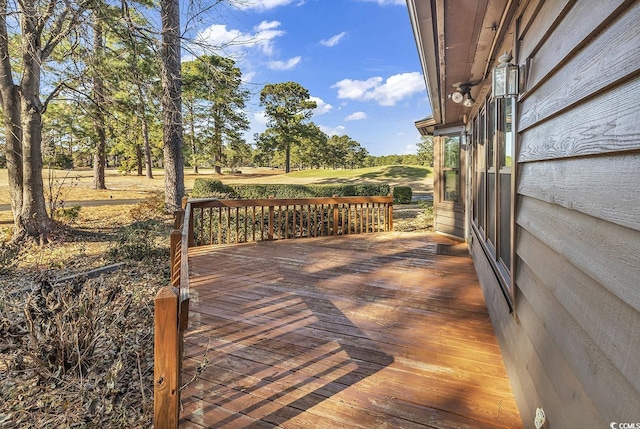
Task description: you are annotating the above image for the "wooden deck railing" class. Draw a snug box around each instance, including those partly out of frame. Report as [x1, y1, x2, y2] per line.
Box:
[186, 195, 394, 246]
[154, 205, 191, 429]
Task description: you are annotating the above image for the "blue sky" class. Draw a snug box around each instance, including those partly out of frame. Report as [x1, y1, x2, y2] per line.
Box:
[183, 0, 431, 156]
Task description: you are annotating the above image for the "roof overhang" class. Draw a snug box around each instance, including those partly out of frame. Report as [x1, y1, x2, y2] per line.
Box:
[407, 0, 517, 129]
[414, 116, 436, 136]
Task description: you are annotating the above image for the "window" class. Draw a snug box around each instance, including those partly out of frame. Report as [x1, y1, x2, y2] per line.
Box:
[471, 96, 515, 300]
[442, 136, 460, 203]
[498, 98, 513, 269]
[487, 99, 496, 246]
[473, 109, 485, 235]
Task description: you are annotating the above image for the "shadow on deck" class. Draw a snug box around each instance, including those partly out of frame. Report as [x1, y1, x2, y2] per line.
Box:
[179, 232, 522, 428]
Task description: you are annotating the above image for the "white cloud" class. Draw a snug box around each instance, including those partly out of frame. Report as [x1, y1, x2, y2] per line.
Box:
[333, 77, 382, 100]
[254, 21, 280, 31]
[243, 71, 257, 83]
[253, 21, 286, 55]
[237, 0, 296, 11]
[319, 125, 346, 136]
[345, 111, 367, 121]
[332, 72, 424, 106]
[253, 111, 268, 125]
[403, 143, 417, 154]
[267, 56, 302, 70]
[193, 20, 284, 57]
[320, 32, 347, 47]
[310, 97, 333, 115]
[194, 24, 247, 51]
[358, 0, 405, 5]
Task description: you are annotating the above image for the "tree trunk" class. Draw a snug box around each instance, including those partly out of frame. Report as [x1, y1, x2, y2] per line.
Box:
[161, 0, 184, 212]
[142, 114, 153, 178]
[212, 107, 222, 174]
[135, 82, 154, 179]
[136, 144, 143, 176]
[189, 102, 198, 174]
[285, 142, 291, 173]
[0, 86, 23, 226]
[92, 12, 106, 190]
[18, 12, 51, 241]
[0, 0, 23, 230]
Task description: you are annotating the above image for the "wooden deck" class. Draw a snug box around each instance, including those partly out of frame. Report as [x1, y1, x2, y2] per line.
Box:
[179, 232, 522, 428]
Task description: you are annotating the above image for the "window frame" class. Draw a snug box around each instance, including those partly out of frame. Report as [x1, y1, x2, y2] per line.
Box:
[470, 95, 517, 308]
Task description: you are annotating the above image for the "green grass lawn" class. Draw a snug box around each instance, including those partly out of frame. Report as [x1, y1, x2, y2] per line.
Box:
[285, 165, 431, 180]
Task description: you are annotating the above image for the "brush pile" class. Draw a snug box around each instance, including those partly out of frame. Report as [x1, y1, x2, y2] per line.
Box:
[0, 267, 159, 428]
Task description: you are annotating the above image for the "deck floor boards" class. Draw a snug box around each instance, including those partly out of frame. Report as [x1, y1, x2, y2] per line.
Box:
[180, 232, 522, 428]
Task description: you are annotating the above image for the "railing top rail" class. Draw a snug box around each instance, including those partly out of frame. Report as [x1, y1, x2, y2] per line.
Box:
[187, 195, 393, 209]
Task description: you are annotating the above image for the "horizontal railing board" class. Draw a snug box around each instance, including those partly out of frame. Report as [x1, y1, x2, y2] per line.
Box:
[188, 195, 393, 208]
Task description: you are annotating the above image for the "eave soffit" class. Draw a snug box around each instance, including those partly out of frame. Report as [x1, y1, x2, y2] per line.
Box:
[408, 0, 513, 127]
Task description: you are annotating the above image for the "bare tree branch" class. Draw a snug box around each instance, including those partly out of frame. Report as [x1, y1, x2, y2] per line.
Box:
[38, 0, 58, 34]
[41, 1, 90, 61]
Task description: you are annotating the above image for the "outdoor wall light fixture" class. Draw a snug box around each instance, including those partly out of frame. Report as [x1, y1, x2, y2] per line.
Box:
[450, 83, 476, 108]
[492, 51, 519, 98]
[461, 130, 471, 150]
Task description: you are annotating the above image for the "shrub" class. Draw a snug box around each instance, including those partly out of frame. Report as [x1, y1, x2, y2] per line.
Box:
[191, 179, 237, 198]
[54, 204, 82, 222]
[129, 191, 167, 221]
[44, 152, 73, 169]
[191, 179, 390, 199]
[108, 220, 168, 262]
[393, 186, 412, 204]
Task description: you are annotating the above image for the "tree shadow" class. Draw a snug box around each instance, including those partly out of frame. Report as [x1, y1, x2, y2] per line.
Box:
[358, 165, 431, 180]
[180, 244, 397, 427]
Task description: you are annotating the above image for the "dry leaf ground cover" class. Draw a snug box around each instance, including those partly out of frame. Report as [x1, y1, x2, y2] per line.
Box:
[0, 167, 432, 428]
[1, 196, 172, 428]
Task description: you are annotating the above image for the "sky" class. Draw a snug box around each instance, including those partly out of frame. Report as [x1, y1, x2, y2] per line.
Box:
[181, 0, 431, 157]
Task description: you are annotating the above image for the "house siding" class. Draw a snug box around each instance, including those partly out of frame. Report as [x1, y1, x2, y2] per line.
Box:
[473, 1, 640, 428]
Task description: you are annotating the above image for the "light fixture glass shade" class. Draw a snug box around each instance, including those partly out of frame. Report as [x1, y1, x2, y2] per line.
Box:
[492, 52, 519, 98]
[462, 92, 475, 107]
[451, 91, 463, 103]
[461, 131, 470, 150]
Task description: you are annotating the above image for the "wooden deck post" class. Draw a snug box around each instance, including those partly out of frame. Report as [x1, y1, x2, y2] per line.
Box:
[169, 229, 181, 287]
[173, 209, 185, 229]
[333, 195, 339, 235]
[187, 210, 195, 248]
[154, 286, 180, 429]
[268, 206, 275, 240]
[388, 194, 394, 231]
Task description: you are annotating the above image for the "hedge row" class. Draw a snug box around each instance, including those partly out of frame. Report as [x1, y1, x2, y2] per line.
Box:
[392, 186, 412, 204]
[191, 179, 392, 199]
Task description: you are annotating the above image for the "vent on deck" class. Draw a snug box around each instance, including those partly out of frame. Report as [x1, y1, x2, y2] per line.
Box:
[436, 243, 470, 258]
